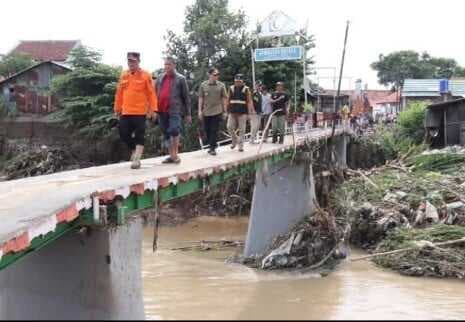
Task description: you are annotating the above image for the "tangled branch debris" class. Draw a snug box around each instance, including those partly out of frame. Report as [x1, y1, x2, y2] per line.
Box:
[334, 145, 465, 279]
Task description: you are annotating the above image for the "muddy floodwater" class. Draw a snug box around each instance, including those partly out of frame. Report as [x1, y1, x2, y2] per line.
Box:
[142, 217, 465, 320]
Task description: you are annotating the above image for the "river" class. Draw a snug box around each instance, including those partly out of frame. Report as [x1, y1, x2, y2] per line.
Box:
[141, 216, 465, 320]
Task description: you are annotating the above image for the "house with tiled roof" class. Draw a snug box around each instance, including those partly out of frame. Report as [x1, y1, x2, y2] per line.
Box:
[0, 61, 71, 115]
[0, 40, 80, 116]
[9, 40, 81, 64]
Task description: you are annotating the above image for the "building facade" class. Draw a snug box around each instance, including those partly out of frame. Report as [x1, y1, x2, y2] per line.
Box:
[0, 61, 71, 115]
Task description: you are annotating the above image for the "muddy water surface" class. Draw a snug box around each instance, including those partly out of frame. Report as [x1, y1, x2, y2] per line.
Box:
[142, 216, 465, 320]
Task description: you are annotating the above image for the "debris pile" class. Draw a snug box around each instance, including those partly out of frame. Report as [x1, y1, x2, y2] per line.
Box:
[4, 147, 79, 180]
[242, 209, 350, 272]
[335, 146, 465, 278]
[373, 225, 465, 279]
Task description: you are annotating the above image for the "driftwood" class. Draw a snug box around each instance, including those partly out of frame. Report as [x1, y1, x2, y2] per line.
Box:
[351, 237, 465, 262]
[346, 169, 379, 190]
[171, 240, 244, 252]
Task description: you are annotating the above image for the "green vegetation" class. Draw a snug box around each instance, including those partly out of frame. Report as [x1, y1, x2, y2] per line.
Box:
[373, 226, 465, 278]
[408, 153, 465, 173]
[164, 0, 315, 106]
[371, 50, 465, 90]
[397, 101, 428, 144]
[333, 97, 465, 278]
[0, 53, 35, 78]
[50, 46, 121, 139]
[378, 225, 465, 252]
[359, 101, 428, 161]
[0, 96, 7, 119]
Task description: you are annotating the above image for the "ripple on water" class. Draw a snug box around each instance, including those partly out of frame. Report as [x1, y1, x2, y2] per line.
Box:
[142, 217, 465, 320]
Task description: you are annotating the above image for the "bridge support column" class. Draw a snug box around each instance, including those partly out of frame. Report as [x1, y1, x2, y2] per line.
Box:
[334, 135, 348, 169]
[244, 159, 316, 258]
[0, 217, 145, 320]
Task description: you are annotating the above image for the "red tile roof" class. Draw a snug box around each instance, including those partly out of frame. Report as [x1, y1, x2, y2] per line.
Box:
[10, 40, 80, 62]
[373, 92, 399, 104]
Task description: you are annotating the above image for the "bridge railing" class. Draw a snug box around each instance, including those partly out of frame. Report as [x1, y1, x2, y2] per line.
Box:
[199, 112, 344, 151]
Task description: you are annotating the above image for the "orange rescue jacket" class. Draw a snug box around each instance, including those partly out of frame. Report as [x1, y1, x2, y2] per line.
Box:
[114, 69, 158, 115]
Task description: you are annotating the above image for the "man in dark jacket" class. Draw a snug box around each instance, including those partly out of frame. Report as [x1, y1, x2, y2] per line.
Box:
[250, 81, 263, 144]
[156, 57, 192, 164]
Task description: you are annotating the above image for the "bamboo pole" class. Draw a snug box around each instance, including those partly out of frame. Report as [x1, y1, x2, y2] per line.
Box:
[351, 238, 465, 262]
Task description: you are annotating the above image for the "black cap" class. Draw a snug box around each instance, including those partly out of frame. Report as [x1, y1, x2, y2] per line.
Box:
[127, 52, 141, 61]
[234, 74, 244, 81]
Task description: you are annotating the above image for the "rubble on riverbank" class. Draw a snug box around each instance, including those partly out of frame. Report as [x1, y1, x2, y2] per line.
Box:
[4, 147, 81, 180]
[334, 146, 465, 278]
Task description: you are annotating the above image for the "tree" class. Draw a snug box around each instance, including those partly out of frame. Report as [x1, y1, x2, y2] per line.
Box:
[256, 35, 315, 110]
[372, 50, 465, 89]
[165, 0, 316, 106]
[0, 53, 35, 78]
[67, 46, 103, 69]
[51, 46, 121, 139]
[164, 0, 250, 90]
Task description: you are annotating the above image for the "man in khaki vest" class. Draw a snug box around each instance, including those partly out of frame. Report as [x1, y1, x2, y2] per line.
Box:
[227, 74, 255, 152]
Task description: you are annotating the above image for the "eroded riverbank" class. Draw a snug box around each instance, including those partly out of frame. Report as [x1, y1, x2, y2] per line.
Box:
[141, 216, 465, 320]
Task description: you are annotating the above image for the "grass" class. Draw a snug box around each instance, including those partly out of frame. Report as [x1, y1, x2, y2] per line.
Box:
[377, 225, 465, 252]
[408, 153, 465, 173]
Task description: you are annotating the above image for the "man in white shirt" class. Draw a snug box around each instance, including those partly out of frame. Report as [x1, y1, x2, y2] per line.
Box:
[260, 85, 272, 142]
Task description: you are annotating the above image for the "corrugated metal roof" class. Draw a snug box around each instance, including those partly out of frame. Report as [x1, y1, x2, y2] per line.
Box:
[450, 79, 465, 97]
[402, 79, 465, 97]
[428, 98, 465, 110]
[403, 79, 439, 94]
[403, 92, 441, 97]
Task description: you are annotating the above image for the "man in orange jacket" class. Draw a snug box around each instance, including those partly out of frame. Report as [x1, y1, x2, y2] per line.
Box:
[114, 52, 158, 169]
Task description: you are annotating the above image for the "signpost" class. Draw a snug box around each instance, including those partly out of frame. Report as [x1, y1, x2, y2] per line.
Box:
[254, 46, 303, 62]
[250, 11, 308, 108]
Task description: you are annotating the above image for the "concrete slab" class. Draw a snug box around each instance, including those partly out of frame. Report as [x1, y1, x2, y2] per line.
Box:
[0, 128, 346, 258]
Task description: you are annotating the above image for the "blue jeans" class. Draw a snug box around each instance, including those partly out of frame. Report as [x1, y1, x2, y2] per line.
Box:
[159, 112, 182, 141]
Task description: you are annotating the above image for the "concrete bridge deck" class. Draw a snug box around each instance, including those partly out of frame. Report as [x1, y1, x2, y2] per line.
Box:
[0, 127, 346, 270]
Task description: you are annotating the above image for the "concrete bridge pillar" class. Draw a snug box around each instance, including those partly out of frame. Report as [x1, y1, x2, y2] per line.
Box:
[335, 135, 348, 169]
[0, 217, 145, 320]
[244, 159, 316, 258]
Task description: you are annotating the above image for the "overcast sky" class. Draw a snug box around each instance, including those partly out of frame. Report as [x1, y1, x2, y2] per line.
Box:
[2, 0, 465, 90]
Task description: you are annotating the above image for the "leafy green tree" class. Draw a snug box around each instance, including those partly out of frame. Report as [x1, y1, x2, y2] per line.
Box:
[67, 46, 103, 69]
[0, 53, 35, 78]
[51, 46, 121, 139]
[371, 51, 427, 89]
[164, 0, 249, 89]
[372, 50, 465, 89]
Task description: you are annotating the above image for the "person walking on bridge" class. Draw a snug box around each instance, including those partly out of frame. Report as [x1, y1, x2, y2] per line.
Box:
[198, 68, 228, 156]
[227, 74, 255, 152]
[270, 81, 290, 144]
[156, 57, 192, 164]
[114, 52, 158, 169]
[250, 81, 263, 144]
[260, 85, 272, 143]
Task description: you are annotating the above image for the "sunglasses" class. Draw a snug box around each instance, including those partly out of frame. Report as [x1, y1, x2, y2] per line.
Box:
[212, 73, 219, 76]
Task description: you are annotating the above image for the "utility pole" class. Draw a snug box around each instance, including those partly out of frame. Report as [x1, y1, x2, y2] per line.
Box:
[294, 71, 297, 113]
[332, 20, 350, 137]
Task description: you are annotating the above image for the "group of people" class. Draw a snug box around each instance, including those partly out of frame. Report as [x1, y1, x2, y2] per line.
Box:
[114, 52, 291, 170]
[198, 70, 291, 155]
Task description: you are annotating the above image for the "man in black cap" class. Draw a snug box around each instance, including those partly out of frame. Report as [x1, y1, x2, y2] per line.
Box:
[114, 52, 158, 169]
[227, 74, 254, 152]
[270, 81, 290, 144]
